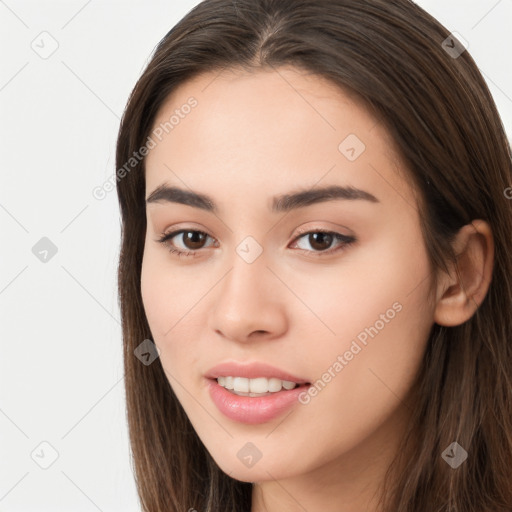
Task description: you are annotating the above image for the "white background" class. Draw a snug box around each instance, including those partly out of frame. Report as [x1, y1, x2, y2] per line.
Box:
[0, 1, 511, 511]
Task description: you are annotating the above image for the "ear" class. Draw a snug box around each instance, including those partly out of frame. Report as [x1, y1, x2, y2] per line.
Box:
[434, 219, 494, 326]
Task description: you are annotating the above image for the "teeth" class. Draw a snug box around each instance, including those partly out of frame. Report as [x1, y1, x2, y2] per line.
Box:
[234, 377, 249, 392]
[216, 376, 299, 394]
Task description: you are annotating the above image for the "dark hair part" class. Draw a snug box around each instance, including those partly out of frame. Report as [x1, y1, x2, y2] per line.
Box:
[115, 1, 512, 510]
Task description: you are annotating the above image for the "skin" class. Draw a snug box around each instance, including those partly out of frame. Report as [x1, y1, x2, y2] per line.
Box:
[140, 66, 494, 512]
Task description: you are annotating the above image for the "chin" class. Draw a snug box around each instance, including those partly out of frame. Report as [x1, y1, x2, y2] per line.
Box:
[211, 451, 300, 483]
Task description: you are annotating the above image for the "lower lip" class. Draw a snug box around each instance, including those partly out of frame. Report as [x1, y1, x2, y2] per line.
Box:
[207, 379, 310, 425]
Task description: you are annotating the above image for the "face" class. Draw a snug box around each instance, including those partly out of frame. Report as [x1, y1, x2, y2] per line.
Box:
[141, 66, 436, 486]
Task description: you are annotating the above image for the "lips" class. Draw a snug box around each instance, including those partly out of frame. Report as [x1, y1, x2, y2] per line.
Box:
[205, 361, 310, 384]
[204, 361, 312, 423]
[207, 378, 311, 424]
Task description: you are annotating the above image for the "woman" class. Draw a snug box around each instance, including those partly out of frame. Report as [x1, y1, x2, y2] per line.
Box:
[115, 0, 512, 510]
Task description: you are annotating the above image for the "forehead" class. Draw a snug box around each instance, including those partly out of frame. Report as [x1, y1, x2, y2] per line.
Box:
[144, 66, 415, 210]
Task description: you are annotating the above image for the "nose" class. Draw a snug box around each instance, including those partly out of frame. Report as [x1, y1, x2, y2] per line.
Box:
[208, 249, 289, 344]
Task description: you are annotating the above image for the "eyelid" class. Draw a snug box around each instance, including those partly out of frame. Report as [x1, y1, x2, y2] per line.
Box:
[157, 228, 216, 249]
[292, 223, 353, 238]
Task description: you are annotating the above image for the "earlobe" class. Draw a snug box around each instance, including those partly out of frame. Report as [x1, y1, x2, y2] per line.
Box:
[433, 220, 494, 327]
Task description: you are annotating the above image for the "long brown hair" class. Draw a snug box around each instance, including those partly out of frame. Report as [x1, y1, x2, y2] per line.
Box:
[115, 1, 512, 510]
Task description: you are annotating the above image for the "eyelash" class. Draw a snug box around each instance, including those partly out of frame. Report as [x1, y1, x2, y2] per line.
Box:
[155, 227, 356, 259]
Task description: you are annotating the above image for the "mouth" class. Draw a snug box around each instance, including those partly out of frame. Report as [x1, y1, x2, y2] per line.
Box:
[204, 361, 312, 423]
[212, 376, 311, 397]
[206, 376, 312, 424]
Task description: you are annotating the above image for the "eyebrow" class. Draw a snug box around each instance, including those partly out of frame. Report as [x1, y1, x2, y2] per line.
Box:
[145, 183, 379, 213]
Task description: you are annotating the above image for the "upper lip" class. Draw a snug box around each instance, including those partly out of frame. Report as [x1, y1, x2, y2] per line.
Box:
[205, 361, 310, 384]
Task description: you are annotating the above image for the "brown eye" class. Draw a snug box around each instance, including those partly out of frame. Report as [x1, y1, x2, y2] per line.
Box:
[181, 231, 208, 250]
[291, 230, 356, 256]
[157, 229, 216, 256]
[307, 232, 334, 251]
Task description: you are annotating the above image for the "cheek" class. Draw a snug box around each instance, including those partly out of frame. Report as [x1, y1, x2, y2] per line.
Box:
[299, 301, 430, 464]
[140, 245, 206, 378]
[140, 254, 168, 338]
[293, 234, 433, 439]
[140, 241, 192, 337]
[283, 227, 432, 344]
[290, 233, 433, 397]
